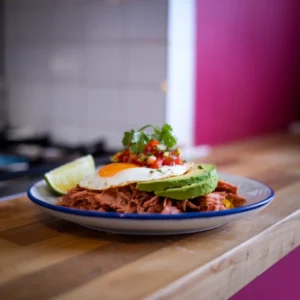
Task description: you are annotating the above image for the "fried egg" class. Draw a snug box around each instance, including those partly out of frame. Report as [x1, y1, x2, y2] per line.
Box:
[79, 162, 193, 191]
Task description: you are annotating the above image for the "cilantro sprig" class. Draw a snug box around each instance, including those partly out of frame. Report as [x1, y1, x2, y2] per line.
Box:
[122, 124, 178, 154]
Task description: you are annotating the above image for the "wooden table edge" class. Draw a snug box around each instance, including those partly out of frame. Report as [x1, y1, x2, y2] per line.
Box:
[145, 209, 300, 300]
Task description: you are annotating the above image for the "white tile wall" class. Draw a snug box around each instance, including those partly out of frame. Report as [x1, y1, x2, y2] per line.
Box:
[7, 85, 28, 127]
[101, 131, 124, 150]
[51, 124, 83, 145]
[25, 85, 53, 132]
[84, 87, 121, 130]
[7, 9, 55, 43]
[21, 44, 54, 82]
[123, 0, 168, 40]
[52, 86, 83, 129]
[5, 44, 19, 83]
[7, 84, 53, 132]
[83, 1, 123, 40]
[122, 89, 165, 129]
[82, 45, 122, 85]
[123, 44, 167, 85]
[53, 1, 85, 41]
[6, 0, 55, 12]
[52, 42, 83, 84]
[6, 43, 53, 82]
[5, 0, 168, 147]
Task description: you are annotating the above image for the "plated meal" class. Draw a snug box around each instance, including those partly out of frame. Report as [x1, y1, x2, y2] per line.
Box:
[54, 124, 246, 214]
[28, 124, 274, 235]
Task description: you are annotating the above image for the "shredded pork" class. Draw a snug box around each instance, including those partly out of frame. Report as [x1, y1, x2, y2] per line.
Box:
[58, 179, 246, 214]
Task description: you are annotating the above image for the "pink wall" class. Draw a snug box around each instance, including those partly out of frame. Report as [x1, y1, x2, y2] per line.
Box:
[194, 1, 300, 297]
[194, 0, 300, 145]
[231, 246, 300, 299]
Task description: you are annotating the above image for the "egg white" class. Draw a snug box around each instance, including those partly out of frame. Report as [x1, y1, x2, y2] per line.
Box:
[79, 162, 193, 191]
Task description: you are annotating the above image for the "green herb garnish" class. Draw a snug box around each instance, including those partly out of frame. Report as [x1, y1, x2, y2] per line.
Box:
[122, 130, 150, 154]
[156, 169, 163, 173]
[152, 124, 177, 149]
[122, 124, 178, 154]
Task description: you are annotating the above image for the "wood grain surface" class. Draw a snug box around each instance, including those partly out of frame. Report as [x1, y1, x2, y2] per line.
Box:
[0, 133, 299, 300]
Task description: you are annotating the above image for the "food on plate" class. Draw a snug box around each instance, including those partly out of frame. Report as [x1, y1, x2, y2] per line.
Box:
[137, 164, 216, 192]
[154, 173, 218, 200]
[44, 155, 95, 195]
[55, 124, 246, 213]
[79, 162, 193, 191]
[58, 179, 244, 213]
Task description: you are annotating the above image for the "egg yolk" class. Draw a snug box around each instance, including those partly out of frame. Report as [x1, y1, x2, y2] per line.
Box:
[98, 163, 139, 177]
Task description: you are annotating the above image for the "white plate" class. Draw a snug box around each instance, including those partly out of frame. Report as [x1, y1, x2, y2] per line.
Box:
[27, 173, 274, 235]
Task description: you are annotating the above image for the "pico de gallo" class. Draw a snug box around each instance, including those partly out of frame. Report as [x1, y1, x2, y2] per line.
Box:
[112, 139, 183, 169]
[111, 124, 184, 169]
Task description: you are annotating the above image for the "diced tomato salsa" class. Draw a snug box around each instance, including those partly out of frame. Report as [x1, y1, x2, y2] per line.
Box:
[112, 139, 183, 169]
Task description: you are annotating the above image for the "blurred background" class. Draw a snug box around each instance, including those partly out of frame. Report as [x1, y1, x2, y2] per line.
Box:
[0, 0, 299, 193]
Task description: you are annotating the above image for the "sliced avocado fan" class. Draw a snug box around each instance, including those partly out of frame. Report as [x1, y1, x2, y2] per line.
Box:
[137, 164, 216, 192]
[155, 173, 219, 200]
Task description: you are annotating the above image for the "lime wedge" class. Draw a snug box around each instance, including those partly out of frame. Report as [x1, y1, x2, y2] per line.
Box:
[44, 155, 95, 195]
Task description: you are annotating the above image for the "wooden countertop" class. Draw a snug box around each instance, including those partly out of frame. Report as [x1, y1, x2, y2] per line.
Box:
[0, 133, 299, 300]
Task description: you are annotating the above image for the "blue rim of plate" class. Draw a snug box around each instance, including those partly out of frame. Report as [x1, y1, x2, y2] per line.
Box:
[27, 177, 275, 220]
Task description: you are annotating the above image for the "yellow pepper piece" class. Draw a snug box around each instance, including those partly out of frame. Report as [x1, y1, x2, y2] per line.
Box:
[223, 199, 234, 209]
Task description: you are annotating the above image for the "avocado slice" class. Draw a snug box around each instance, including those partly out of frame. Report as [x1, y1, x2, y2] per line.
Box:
[137, 164, 216, 192]
[155, 173, 218, 200]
